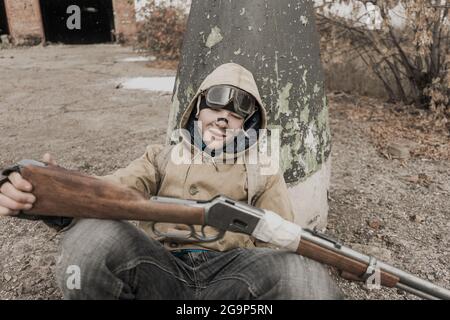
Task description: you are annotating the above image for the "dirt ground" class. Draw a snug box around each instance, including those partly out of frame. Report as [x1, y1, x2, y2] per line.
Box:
[0, 44, 448, 300]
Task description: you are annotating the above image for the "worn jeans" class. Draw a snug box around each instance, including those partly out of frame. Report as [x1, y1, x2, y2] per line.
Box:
[55, 219, 343, 300]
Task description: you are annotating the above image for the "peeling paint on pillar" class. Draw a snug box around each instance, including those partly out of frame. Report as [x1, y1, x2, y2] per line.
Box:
[275, 82, 293, 120]
[168, 0, 330, 186]
[205, 26, 223, 48]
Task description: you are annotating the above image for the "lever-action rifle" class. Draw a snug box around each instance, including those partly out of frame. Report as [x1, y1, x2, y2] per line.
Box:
[1, 160, 449, 300]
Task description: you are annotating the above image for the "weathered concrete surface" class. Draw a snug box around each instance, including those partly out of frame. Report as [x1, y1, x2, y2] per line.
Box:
[289, 157, 330, 230]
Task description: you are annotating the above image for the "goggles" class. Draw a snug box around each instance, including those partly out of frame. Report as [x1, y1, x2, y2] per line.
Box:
[203, 85, 257, 119]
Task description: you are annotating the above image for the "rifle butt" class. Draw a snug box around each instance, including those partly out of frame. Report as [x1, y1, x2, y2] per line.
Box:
[19, 164, 205, 225]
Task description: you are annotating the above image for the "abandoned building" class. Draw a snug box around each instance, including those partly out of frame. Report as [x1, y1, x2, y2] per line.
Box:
[0, 0, 138, 45]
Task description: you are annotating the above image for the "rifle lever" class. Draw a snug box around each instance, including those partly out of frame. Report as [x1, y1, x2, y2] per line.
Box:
[150, 221, 225, 243]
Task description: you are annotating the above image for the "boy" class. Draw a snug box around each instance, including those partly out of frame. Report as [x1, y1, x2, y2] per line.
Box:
[0, 63, 342, 299]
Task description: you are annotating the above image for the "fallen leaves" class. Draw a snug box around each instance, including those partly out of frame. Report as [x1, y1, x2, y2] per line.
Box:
[329, 94, 450, 161]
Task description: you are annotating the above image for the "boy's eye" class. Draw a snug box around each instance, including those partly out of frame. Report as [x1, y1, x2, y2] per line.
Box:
[230, 113, 243, 120]
[210, 108, 243, 120]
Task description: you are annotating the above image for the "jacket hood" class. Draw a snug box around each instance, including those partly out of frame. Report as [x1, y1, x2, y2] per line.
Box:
[179, 63, 268, 159]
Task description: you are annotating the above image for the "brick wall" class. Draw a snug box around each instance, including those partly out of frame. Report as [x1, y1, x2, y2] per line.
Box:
[4, 0, 137, 45]
[112, 0, 137, 43]
[4, 0, 44, 45]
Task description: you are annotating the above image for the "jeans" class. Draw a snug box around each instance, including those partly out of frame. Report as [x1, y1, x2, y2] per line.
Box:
[55, 219, 343, 300]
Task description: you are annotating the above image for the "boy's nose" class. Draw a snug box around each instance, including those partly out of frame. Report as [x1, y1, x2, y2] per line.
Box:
[215, 117, 229, 128]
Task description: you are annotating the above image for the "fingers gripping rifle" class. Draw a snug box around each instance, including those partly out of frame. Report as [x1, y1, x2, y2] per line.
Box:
[1, 160, 449, 300]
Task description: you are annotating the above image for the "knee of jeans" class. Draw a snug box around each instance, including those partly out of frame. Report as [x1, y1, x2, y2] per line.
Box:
[56, 219, 147, 297]
[281, 255, 344, 300]
[254, 251, 344, 300]
[56, 220, 136, 278]
[247, 250, 286, 297]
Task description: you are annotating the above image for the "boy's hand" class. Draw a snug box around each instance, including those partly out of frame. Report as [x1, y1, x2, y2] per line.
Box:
[0, 153, 56, 216]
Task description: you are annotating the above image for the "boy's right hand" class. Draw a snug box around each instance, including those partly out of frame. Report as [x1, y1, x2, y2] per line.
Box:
[0, 153, 56, 217]
[0, 172, 35, 216]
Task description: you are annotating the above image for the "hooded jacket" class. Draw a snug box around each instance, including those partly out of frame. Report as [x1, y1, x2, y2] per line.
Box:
[100, 63, 295, 252]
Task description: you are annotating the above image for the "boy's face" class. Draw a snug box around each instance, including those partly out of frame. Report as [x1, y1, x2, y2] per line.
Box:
[197, 107, 244, 150]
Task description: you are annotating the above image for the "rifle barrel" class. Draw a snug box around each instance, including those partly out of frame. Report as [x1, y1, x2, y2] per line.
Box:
[299, 230, 450, 300]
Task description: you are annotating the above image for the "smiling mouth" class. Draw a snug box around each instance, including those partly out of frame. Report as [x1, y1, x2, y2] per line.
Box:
[208, 127, 227, 139]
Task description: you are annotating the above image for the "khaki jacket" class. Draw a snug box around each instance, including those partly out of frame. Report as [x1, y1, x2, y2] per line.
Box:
[101, 63, 295, 252]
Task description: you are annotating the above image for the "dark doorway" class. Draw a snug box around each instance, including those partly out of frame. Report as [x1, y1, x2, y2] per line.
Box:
[39, 0, 115, 44]
[0, 0, 9, 35]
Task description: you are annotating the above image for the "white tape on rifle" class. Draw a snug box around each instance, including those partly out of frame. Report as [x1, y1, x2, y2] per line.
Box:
[252, 210, 302, 251]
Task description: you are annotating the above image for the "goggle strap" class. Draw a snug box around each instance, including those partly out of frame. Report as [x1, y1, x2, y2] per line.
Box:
[195, 94, 202, 118]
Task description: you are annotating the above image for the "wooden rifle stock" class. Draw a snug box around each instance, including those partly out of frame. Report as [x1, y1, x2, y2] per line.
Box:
[19, 164, 205, 226]
[296, 239, 400, 287]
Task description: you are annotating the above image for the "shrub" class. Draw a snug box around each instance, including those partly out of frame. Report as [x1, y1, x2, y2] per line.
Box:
[136, 0, 188, 60]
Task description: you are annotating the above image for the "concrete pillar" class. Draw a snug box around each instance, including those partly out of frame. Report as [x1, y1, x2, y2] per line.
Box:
[168, 0, 331, 230]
